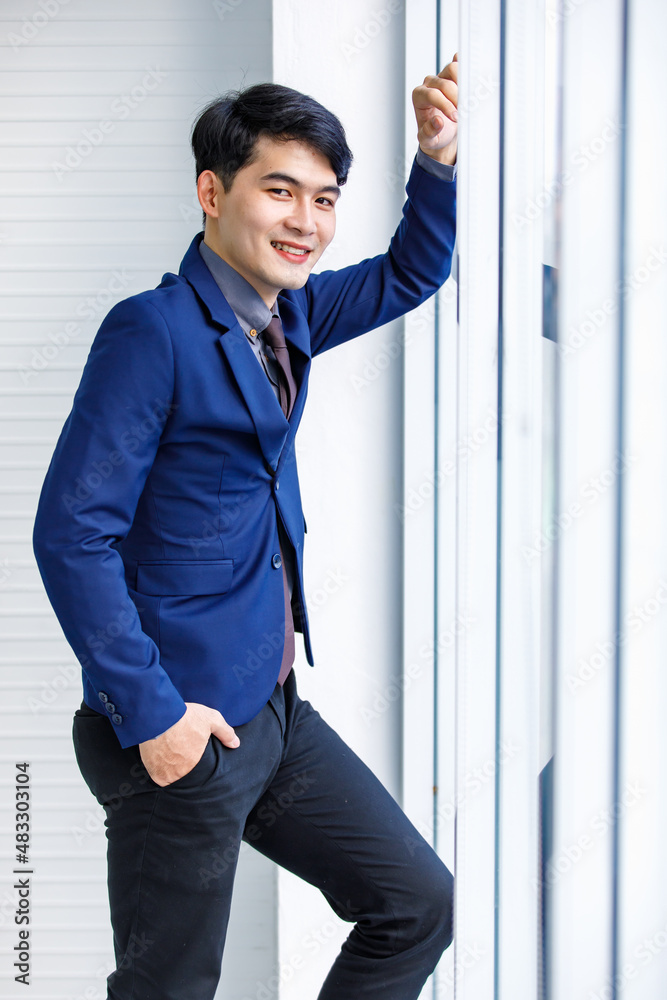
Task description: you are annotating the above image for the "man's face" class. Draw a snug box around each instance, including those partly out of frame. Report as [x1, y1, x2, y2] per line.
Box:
[200, 134, 340, 308]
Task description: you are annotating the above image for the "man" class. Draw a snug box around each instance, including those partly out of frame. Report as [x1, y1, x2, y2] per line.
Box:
[33, 57, 459, 1000]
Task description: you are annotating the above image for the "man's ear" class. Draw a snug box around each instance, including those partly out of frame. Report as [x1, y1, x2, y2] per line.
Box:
[197, 170, 223, 220]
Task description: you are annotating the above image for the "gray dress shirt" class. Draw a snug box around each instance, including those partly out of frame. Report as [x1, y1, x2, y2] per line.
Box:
[199, 240, 283, 399]
[415, 146, 457, 183]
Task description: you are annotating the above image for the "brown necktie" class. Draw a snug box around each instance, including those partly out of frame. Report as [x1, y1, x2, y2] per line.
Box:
[261, 315, 298, 420]
[260, 314, 296, 685]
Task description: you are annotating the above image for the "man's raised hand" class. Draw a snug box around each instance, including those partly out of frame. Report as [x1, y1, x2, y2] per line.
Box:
[412, 54, 458, 164]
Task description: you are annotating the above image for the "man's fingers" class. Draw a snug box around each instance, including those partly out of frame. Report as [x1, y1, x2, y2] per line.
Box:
[440, 59, 458, 84]
[419, 77, 458, 110]
[184, 700, 240, 748]
[422, 73, 457, 92]
[210, 710, 240, 748]
[414, 84, 458, 123]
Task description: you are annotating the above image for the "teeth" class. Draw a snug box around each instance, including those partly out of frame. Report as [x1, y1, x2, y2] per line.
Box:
[271, 242, 309, 255]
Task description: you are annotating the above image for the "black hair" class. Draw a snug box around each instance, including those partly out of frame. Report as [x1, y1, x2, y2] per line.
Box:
[191, 82, 353, 227]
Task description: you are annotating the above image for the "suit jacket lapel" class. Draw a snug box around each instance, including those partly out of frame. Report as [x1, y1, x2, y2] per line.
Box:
[178, 234, 311, 473]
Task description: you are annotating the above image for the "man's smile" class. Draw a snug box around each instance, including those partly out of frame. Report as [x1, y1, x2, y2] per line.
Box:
[270, 240, 313, 262]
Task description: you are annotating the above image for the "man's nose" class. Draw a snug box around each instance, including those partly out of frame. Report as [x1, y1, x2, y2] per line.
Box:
[286, 200, 315, 234]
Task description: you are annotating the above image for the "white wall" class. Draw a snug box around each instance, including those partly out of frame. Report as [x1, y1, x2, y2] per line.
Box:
[0, 2, 276, 997]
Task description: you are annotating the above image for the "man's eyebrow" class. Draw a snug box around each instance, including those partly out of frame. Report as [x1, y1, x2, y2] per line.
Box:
[259, 172, 341, 198]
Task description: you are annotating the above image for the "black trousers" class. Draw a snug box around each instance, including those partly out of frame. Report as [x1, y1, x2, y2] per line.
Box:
[72, 668, 454, 999]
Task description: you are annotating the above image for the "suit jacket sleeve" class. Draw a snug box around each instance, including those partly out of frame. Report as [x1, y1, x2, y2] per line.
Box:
[32, 296, 188, 749]
[303, 152, 457, 357]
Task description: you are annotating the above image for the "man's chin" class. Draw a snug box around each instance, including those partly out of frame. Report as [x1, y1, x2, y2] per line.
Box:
[274, 269, 313, 291]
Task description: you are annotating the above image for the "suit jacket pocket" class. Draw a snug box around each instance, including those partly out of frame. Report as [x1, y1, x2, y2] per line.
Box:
[135, 559, 234, 596]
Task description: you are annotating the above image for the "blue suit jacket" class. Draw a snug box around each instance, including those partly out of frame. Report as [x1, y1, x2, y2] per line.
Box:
[33, 155, 456, 749]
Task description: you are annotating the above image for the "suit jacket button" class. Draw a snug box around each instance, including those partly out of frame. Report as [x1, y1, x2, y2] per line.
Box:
[272, 553, 282, 569]
[105, 702, 116, 714]
[111, 714, 123, 724]
[98, 691, 109, 704]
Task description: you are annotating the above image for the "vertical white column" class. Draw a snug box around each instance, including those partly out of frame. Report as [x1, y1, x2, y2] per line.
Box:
[617, 1, 667, 997]
[401, 0, 439, 844]
[495, 0, 544, 995]
[431, 3, 461, 995]
[452, 1, 501, 996]
[549, 2, 626, 998]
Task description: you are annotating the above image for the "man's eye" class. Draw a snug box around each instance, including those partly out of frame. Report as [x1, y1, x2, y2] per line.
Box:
[269, 188, 290, 196]
[317, 197, 334, 207]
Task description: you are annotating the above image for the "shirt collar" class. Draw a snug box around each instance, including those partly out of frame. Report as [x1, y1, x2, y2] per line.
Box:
[198, 239, 280, 335]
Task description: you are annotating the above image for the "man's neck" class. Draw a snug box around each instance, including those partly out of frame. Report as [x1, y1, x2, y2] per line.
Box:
[202, 234, 277, 310]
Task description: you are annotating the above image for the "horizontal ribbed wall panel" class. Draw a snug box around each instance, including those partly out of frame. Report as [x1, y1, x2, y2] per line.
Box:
[0, 3, 275, 998]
